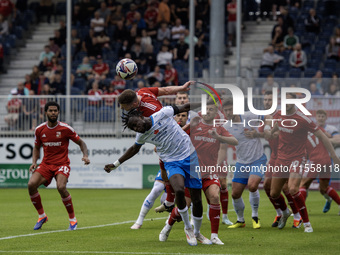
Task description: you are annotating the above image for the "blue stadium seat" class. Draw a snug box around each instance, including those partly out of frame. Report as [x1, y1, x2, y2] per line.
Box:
[71, 87, 81, 95]
[73, 78, 87, 91]
[289, 68, 302, 78]
[324, 59, 337, 72]
[84, 106, 97, 122]
[304, 68, 316, 78]
[258, 68, 273, 78]
[322, 68, 333, 78]
[274, 67, 286, 78]
[308, 59, 320, 70]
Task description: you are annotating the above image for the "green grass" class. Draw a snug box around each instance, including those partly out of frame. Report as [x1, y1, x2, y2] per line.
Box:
[0, 189, 339, 255]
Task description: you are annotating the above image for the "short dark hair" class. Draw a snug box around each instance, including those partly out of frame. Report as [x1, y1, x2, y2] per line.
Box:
[287, 93, 297, 98]
[222, 98, 233, 107]
[44, 101, 60, 112]
[264, 90, 273, 95]
[118, 89, 138, 105]
[122, 109, 143, 131]
[316, 109, 327, 116]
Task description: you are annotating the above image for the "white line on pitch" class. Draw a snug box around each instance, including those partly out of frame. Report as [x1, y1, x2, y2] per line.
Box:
[0, 251, 232, 255]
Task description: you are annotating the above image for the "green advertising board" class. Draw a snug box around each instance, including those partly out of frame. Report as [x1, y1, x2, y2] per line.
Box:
[142, 165, 160, 188]
[0, 164, 31, 188]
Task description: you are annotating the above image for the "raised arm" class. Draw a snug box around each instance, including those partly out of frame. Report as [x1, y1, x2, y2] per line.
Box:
[157, 81, 193, 96]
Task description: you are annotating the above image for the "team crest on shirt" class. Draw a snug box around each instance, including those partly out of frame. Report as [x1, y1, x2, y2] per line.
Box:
[154, 130, 159, 134]
[56, 132, 61, 138]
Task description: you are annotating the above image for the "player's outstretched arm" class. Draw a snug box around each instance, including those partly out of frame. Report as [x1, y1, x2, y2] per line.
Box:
[176, 102, 201, 113]
[104, 144, 142, 173]
[158, 81, 194, 96]
[75, 138, 90, 165]
[315, 129, 340, 165]
[208, 129, 238, 145]
[29, 145, 41, 173]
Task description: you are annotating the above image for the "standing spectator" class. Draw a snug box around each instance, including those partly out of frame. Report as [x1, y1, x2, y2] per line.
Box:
[175, 0, 189, 26]
[111, 75, 126, 94]
[87, 81, 103, 107]
[279, 6, 294, 34]
[92, 55, 109, 80]
[194, 38, 207, 62]
[171, 18, 185, 42]
[326, 36, 340, 61]
[157, 0, 170, 24]
[36, 0, 53, 23]
[157, 22, 171, 41]
[289, 43, 307, 70]
[4, 91, 21, 130]
[125, 3, 138, 25]
[97, 1, 111, 27]
[0, 13, 8, 37]
[304, 8, 320, 34]
[0, 42, 3, 73]
[271, 26, 284, 52]
[50, 71, 65, 95]
[164, 63, 178, 85]
[173, 35, 189, 61]
[261, 74, 279, 94]
[272, 0, 287, 21]
[91, 11, 105, 35]
[144, 2, 158, 27]
[283, 27, 299, 51]
[227, 0, 236, 47]
[76, 56, 93, 80]
[39, 45, 55, 63]
[157, 44, 173, 69]
[195, 19, 205, 41]
[260, 45, 284, 70]
[83, 29, 102, 59]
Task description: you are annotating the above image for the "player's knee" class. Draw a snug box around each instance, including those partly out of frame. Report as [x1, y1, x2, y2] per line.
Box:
[319, 187, 327, 194]
[231, 192, 241, 200]
[270, 190, 280, 199]
[209, 194, 219, 204]
[288, 187, 299, 195]
[248, 185, 258, 193]
[57, 183, 67, 193]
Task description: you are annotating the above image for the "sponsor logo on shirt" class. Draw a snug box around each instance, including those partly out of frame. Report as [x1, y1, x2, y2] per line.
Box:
[43, 142, 62, 146]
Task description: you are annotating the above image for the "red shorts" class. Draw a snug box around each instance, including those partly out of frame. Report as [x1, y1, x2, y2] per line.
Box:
[303, 160, 332, 180]
[35, 163, 71, 187]
[265, 157, 277, 178]
[273, 157, 306, 178]
[202, 178, 221, 193]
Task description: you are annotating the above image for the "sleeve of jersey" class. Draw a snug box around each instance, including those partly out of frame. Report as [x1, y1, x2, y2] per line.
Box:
[138, 87, 159, 97]
[220, 126, 233, 138]
[70, 129, 81, 143]
[162, 106, 176, 117]
[34, 128, 41, 146]
[135, 133, 145, 145]
[305, 118, 319, 133]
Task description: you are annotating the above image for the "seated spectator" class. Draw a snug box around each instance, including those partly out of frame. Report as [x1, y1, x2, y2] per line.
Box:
[262, 74, 279, 94]
[71, 29, 81, 55]
[290, 0, 301, 9]
[133, 12, 147, 30]
[271, 26, 284, 52]
[195, 19, 205, 41]
[309, 82, 322, 96]
[157, 22, 171, 41]
[4, 91, 22, 130]
[109, 4, 123, 26]
[146, 21, 158, 40]
[88, 81, 103, 106]
[164, 63, 178, 85]
[289, 43, 307, 70]
[335, 27, 340, 45]
[39, 57, 51, 72]
[135, 80, 146, 92]
[171, 18, 186, 42]
[97, 1, 111, 27]
[131, 43, 145, 64]
[49, 38, 60, 58]
[39, 45, 55, 63]
[137, 57, 150, 78]
[0, 43, 3, 73]
[0, 0, 15, 20]
[92, 55, 109, 80]
[324, 83, 340, 96]
[118, 39, 130, 59]
[103, 84, 119, 107]
[184, 29, 198, 45]
[271, 16, 285, 39]
[304, 8, 320, 34]
[141, 29, 152, 52]
[33, 72, 49, 95]
[173, 35, 189, 61]
[16, 82, 29, 96]
[194, 38, 207, 62]
[279, 6, 294, 35]
[113, 19, 128, 43]
[175, 0, 189, 26]
[30, 65, 40, 86]
[125, 3, 138, 25]
[147, 65, 164, 85]
[76, 56, 93, 80]
[144, 2, 158, 27]
[91, 11, 105, 35]
[111, 75, 126, 94]
[95, 31, 111, 50]
[21, 90, 38, 130]
[157, 0, 170, 24]
[24, 74, 33, 90]
[44, 65, 54, 82]
[326, 36, 340, 61]
[283, 27, 299, 51]
[52, 29, 64, 48]
[157, 44, 173, 69]
[311, 70, 325, 94]
[0, 14, 8, 37]
[152, 81, 162, 87]
[144, 44, 157, 70]
[36, 0, 53, 23]
[50, 71, 65, 95]
[260, 45, 284, 70]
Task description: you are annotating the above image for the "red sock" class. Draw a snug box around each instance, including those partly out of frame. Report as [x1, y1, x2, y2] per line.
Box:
[326, 186, 340, 205]
[299, 187, 307, 201]
[165, 182, 175, 203]
[220, 188, 228, 214]
[284, 191, 299, 214]
[30, 192, 44, 215]
[292, 192, 309, 223]
[265, 189, 279, 209]
[168, 207, 182, 226]
[62, 195, 75, 219]
[272, 194, 287, 211]
[209, 204, 220, 234]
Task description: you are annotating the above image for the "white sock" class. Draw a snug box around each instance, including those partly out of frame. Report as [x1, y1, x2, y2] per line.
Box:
[249, 190, 260, 218]
[192, 216, 203, 236]
[69, 217, 76, 222]
[303, 222, 311, 227]
[39, 213, 46, 218]
[222, 213, 228, 219]
[275, 208, 282, 216]
[283, 207, 290, 215]
[178, 206, 192, 230]
[165, 200, 174, 206]
[211, 233, 218, 239]
[160, 192, 167, 205]
[136, 181, 164, 225]
[293, 212, 301, 221]
[232, 197, 245, 222]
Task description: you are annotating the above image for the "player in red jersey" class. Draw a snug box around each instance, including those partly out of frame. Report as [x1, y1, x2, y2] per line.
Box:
[261, 91, 301, 228]
[299, 127, 340, 215]
[28, 101, 90, 231]
[269, 93, 340, 233]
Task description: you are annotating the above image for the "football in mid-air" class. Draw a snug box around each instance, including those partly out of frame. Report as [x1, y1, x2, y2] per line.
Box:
[116, 58, 138, 80]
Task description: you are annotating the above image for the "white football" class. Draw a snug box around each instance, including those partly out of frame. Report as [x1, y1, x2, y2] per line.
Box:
[116, 58, 138, 80]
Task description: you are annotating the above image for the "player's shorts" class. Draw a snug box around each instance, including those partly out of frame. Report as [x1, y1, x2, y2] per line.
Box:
[35, 163, 71, 187]
[202, 178, 221, 193]
[155, 170, 164, 181]
[265, 157, 277, 178]
[273, 156, 306, 178]
[233, 154, 267, 185]
[164, 152, 202, 190]
[303, 160, 332, 180]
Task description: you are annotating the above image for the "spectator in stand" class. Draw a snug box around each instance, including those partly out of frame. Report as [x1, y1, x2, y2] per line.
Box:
[283, 27, 299, 51]
[147, 65, 164, 85]
[131, 43, 144, 64]
[76, 56, 93, 80]
[171, 18, 186, 42]
[195, 38, 207, 62]
[152, 81, 162, 87]
[195, 0, 209, 22]
[4, 90, 22, 130]
[44, 65, 54, 83]
[164, 62, 178, 86]
[169, 2, 178, 25]
[137, 57, 150, 78]
[324, 83, 340, 96]
[290, 0, 301, 9]
[146, 21, 158, 40]
[175, 0, 189, 26]
[311, 70, 325, 94]
[272, 0, 287, 21]
[21, 90, 38, 130]
[289, 43, 307, 70]
[71, 29, 81, 56]
[304, 8, 320, 34]
[39, 45, 55, 63]
[173, 35, 189, 61]
[157, 22, 171, 41]
[83, 29, 101, 59]
[127, 23, 138, 45]
[0, 0, 15, 20]
[184, 29, 198, 45]
[279, 6, 294, 34]
[195, 19, 205, 41]
[34, 72, 49, 96]
[135, 80, 145, 92]
[95, 30, 111, 50]
[58, 20, 66, 45]
[91, 11, 105, 36]
[97, 1, 111, 27]
[92, 55, 109, 80]
[50, 71, 65, 95]
[144, 1, 158, 27]
[134, 12, 147, 30]
[141, 29, 152, 51]
[126, 3, 138, 25]
[326, 36, 340, 61]
[227, 0, 236, 47]
[30, 65, 40, 86]
[88, 81, 103, 107]
[103, 84, 119, 107]
[335, 27, 340, 45]
[24, 74, 33, 90]
[52, 29, 64, 48]
[157, 44, 173, 69]
[0, 14, 8, 37]
[111, 75, 126, 94]
[113, 19, 127, 43]
[16, 82, 29, 95]
[260, 45, 284, 70]
[157, 0, 170, 24]
[118, 40, 130, 59]
[261, 74, 279, 94]
[39, 57, 51, 72]
[0, 43, 3, 73]
[309, 82, 322, 96]
[48, 38, 60, 58]
[271, 26, 284, 52]
[271, 16, 285, 39]
[331, 73, 340, 88]
[144, 44, 156, 70]
[72, 3, 86, 26]
[109, 4, 123, 26]
[36, 0, 53, 23]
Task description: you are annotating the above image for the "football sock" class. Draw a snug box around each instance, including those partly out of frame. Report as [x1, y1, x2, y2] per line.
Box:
[220, 188, 229, 214]
[292, 192, 309, 223]
[30, 192, 44, 215]
[178, 206, 191, 230]
[168, 207, 182, 226]
[265, 188, 281, 212]
[284, 191, 299, 214]
[299, 187, 307, 201]
[232, 197, 245, 222]
[249, 190, 260, 218]
[326, 186, 340, 205]
[272, 194, 287, 211]
[192, 216, 203, 236]
[165, 182, 175, 205]
[209, 203, 220, 234]
[62, 195, 75, 219]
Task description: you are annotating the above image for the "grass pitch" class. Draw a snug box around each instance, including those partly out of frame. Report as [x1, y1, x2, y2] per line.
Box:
[0, 189, 339, 255]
